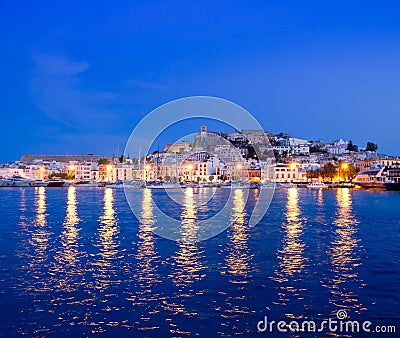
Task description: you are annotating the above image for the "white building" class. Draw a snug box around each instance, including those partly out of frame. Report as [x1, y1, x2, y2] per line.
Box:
[75, 163, 98, 181]
[325, 139, 349, 155]
[273, 144, 310, 156]
[274, 163, 307, 182]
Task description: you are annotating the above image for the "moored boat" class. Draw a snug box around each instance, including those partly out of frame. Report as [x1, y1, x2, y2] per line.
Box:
[146, 181, 181, 189]
[46, 180, 65, 187]
[9, 176, 33, 187]
[385, 167, 400, 191]
[74, 180, 99, 187]
[353, 167, 386, 189]
[260, 182, 278, 189]
[279, 182, 295, 189]
[0, 177, 13, 187]
[32, 179, 49, 187]
[307, 181, 327, 189]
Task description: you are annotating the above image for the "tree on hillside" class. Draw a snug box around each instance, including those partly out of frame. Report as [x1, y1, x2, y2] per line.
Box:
[346, 140, 358, 152]
[366, 142, 378, 152]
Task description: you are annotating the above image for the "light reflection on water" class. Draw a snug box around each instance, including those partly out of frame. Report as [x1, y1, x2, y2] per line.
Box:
[29, 187, 51, 291]
[219, 188, 255, 336]
[172, 187, 205, 286]
[130, 188, 162, 332]
[52, 186, 83, 288]
[225, 189, 252, 281]
[165, 187, 206, 336]
[89, 187, 122, 332]
[322, 188, 366, 317]
[271, 187, 307, 318]
[1, 187, 396, 336]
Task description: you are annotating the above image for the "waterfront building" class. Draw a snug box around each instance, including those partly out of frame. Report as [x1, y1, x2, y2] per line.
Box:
[274, 163, 306, 183]
[75, 163, 98, 181]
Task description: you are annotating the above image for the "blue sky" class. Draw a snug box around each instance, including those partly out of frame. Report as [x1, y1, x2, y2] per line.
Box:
[1, 0, 400, 161]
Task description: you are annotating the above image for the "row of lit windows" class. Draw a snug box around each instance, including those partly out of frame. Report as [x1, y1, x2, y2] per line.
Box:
[276, 168, 296, 171]
[278, 174, 297, 178]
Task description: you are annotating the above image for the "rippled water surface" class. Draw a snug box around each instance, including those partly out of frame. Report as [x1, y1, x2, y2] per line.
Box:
[0, 187, 399, 337]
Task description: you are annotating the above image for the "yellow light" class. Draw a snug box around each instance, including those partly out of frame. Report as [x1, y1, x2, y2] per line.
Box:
[236, 164, 242, 170]
[341, 163, 348, 169]
[69, 164, 75, 171]
[106, 164, 112, 171]
[290, 163, 296, 170]
[40, 166, 45, 171]
[145, 164, 151, 170]
[187, 163, 194, 170]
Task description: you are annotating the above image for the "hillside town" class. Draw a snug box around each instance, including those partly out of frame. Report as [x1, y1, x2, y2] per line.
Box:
[1, 125, 399, 190]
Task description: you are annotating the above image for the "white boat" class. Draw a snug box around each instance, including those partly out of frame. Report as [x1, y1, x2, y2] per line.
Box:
[74, 181, 99, 187]
[32, 179, 49, 187]
[107, 180, 144, 189]
[106, 181, 125, 189]
[9, 176, 33, 187]
[279, 182, 295, 188]
[146, 182, 181, 189]
[306, 181, 327, 189]
[221, 181, 251, 189]
[353, 167, 386, 189]
[260, 182, 278, 189]
[0, 177, 12, 187]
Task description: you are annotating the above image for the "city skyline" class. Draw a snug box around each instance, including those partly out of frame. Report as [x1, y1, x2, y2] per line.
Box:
[7, 125, 394, 163]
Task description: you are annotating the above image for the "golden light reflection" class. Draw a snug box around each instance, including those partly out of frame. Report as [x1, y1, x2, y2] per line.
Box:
[219, 188, 255, 335]
[52, 186, 83, 292]
[172, 188, 205, 286]
[31, 187, 49, 258]
[225, 189, 252, 280]
[136, 189, 159, 291]
[162, 187, 205, 335]
[271, 187, 307, 310]
[35, 186, 47, 228]
[131, 188, 162, 332]
[317, 188, 323, 207]
[27, 187, 51, 294]
[93, 188, 120, 291]
[323, 188, 365, 315]
[19, 188, 26, 227]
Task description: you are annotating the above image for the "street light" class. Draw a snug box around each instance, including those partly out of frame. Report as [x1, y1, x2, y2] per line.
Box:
[187, 163, 194, 182]
[39, 166, 45, 180]
[236, 163, 243, 181]
[106, 164, 112, 182]
[340, 163, 348, 182]
[145, 164, 151, 182]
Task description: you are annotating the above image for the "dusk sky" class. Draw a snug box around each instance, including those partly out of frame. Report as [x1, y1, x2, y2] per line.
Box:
[1, 1, 400, 162]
